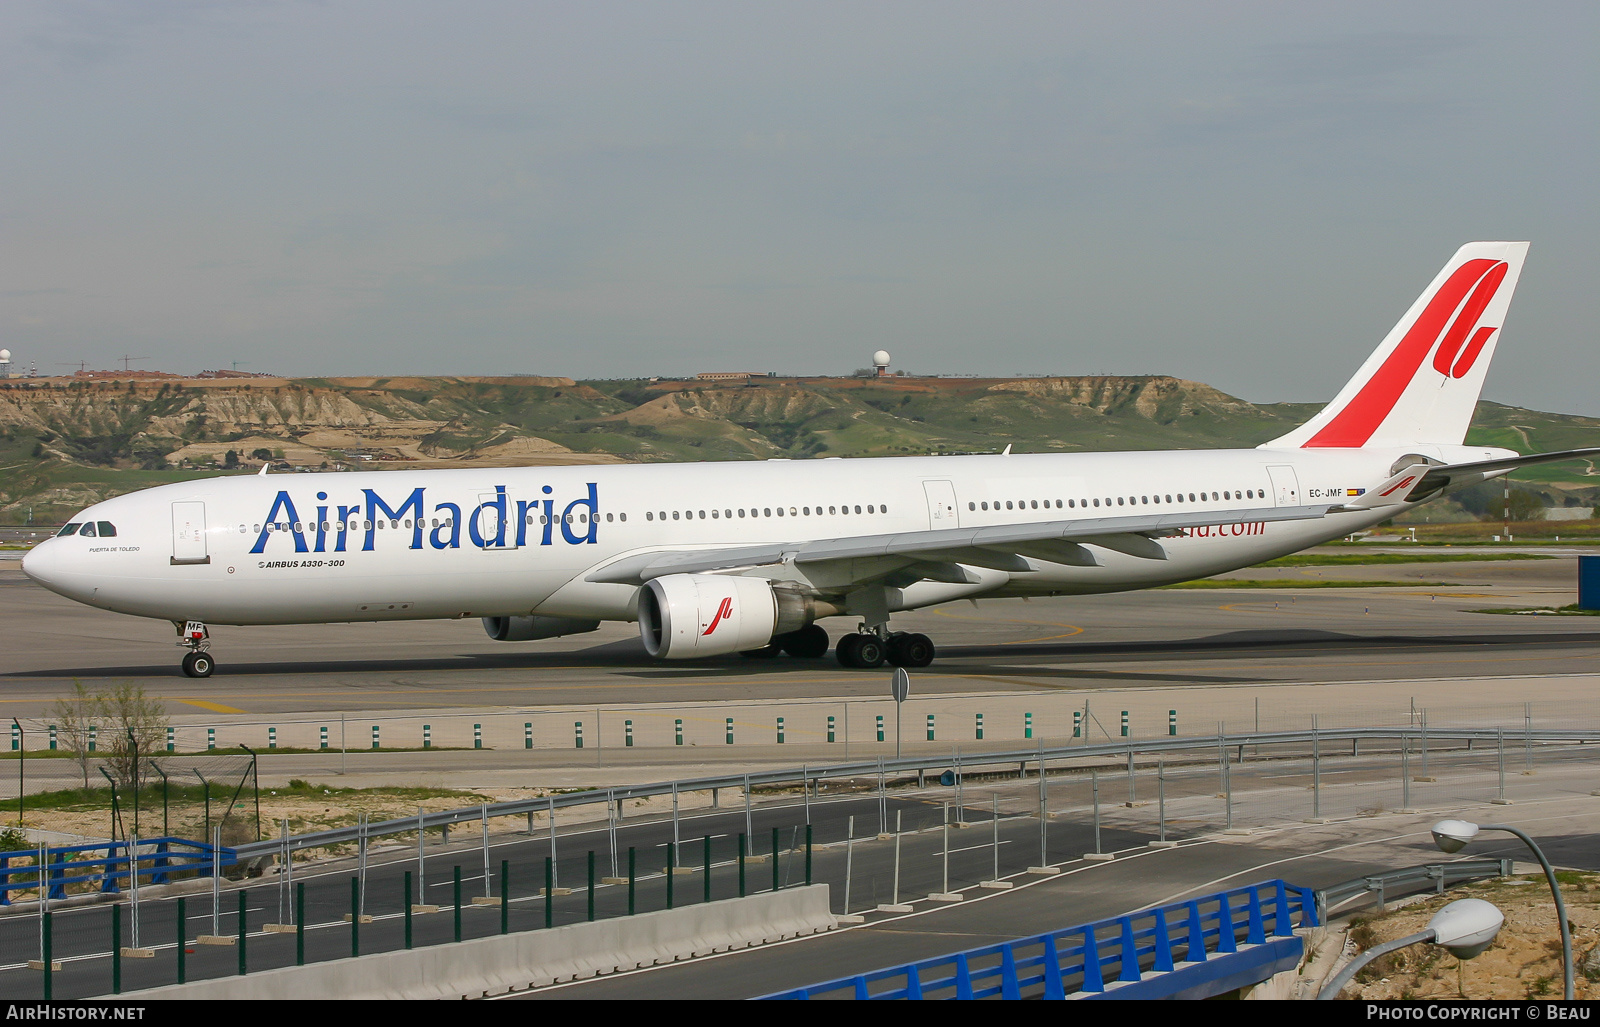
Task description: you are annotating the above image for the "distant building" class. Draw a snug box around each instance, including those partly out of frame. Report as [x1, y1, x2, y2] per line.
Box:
[696, 371, 759, 382]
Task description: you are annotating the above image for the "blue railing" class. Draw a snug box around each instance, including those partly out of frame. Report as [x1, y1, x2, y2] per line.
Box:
[0, 838, 235, 903]
[765, 879, 1317, 1000]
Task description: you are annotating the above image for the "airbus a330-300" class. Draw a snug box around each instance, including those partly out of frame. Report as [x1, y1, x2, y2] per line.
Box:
[24, 242, 1596, 677]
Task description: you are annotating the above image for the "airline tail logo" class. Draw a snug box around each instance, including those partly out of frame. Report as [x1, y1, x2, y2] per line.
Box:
[703, 597, 734, 636]
[1306, 258, 1509, 448]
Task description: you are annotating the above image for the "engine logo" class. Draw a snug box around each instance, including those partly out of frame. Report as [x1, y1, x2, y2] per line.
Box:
[703, 597, 733, 636]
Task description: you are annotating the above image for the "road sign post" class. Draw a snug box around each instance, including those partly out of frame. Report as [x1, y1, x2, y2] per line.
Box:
[891, 667, 910, 760]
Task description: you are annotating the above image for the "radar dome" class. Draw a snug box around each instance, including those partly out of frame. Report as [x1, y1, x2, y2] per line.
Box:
[0, 350, 10, 362]
[872, 350, 891, 367]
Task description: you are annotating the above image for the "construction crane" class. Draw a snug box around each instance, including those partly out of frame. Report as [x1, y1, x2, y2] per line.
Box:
[115, 355, 149, 372]
[55, 361, 88, 374]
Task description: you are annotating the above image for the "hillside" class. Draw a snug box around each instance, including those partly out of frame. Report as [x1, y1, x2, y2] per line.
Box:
[2, 373, 1596, 524]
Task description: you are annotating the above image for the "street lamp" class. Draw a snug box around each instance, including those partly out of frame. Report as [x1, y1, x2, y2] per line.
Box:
[1431, 818, 1573, 999]
[1319, 898, 1504, 999]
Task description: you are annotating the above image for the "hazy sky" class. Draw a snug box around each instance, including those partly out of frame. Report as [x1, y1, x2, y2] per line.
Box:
[2, 2, 1595, 414]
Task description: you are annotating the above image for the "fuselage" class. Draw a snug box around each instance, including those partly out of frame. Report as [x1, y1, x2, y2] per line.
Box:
[20, 442, 1508, 627]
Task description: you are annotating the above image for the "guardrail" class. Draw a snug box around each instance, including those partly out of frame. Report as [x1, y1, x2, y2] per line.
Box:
[1316, 859, 1514, 920]
[0, 838, 234, 903]
[234, 724, 1600, 859]
[763, 878, 1316, 999]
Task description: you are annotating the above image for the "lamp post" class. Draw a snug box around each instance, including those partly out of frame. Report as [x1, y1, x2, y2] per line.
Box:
[1430, 819, 1573, 999]
[1319, 898, 1503, 1000]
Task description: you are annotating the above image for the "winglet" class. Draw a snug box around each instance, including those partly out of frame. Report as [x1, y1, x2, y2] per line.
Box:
[1001, 444, 1012, 456]
[258, 463, 269, 476]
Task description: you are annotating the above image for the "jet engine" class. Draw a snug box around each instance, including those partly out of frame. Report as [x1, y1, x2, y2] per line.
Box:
[637, 574, 822, 659]
[482, 615, 601, 641]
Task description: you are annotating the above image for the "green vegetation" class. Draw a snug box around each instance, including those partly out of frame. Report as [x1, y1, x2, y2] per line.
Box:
[1162, 579, 1452, 589]
[1254, 553, 1553, 567]
[1471, 604, 1600, 616]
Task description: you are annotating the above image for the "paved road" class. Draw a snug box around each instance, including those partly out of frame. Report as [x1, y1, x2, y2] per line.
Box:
[3, 741, 1596, 999]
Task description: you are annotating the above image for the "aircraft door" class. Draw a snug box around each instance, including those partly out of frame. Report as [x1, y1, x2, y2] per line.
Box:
[1266, 465, 1301, 507]
[474, 492, 511, 550]
[922, 480, 960, 529]
[171, 502, 210, 565]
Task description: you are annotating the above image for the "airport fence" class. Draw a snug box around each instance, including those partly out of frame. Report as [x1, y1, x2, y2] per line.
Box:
[0, 718, 1593, 997]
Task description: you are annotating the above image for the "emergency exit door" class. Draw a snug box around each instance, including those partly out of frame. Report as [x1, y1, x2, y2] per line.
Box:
[171, 502, 210, 565]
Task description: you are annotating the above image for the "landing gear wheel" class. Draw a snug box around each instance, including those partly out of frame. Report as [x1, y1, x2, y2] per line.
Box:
[837, 634, 886, 668]
[886, 632, 935, 668]
[739, 643, 782, 659]
[778, 624, 829, 659]
[182, 651, 215, 678]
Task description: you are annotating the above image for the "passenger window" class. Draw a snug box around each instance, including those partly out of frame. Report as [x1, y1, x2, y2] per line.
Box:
[881, 505, 887, 514]
[646, 512, 654, 521]
[80, 523, 97, 537]
[867, 505, 874, 514]
[619, 513, 627, 522]
[253, 524, 261, 533]
[764, 508, 772, 517]
[853, 505, 861, 514]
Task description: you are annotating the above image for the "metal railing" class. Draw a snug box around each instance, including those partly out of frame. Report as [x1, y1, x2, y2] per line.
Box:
[233, 724, 1600, 859]
[0, 838, 232, 903]
[764, 878, 1317, 999]
[1316, 859, 1514, 920]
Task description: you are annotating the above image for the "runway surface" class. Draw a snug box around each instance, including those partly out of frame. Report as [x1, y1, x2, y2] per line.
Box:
[1, 553, 1596, 716]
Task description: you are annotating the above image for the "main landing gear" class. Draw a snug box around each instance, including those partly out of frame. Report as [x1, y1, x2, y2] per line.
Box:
[837, 630, 935, 669]
[176, 620, 215, 678]
[741, 623, 831, 660]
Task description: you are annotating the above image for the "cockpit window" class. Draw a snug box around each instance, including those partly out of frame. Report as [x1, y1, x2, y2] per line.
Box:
[57, 523, 81, 537]
[79, 522, 97, 537]
[97, 522, 117, 538]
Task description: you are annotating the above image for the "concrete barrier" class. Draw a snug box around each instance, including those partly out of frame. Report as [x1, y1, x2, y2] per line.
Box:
[120, 884, 835, 1000]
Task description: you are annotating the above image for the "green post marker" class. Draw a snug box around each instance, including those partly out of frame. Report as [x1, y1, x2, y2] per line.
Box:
[586, 851, 595, 922]
[675, 719, 683, 746]
[524, 722, 532, 749]
[205, 727, 213, 750]
[827, 716, 835, 743]
[806, 824, 813, 886]
[1169, 709, 1177, 736]
[371, 724, 379, 749]
[976, 712, 984, 740]
[666, 842, 675, 909]
[111, 903, 121, 994]
[319, 725, 327, 749]
[49, 724, 57, 751]
[926, 713, 935, 741]
[453, 865, 462, 942]
[268, 726, 276, 749]
[1026, 711, 1034, 739]
[295, 884, 304, 966]
[738, 834, 746, 897]
[1120, 710, 1128, 738]
[176, 897, 186, 983]
[474, 723, 482, 749]
[423, 723, 431, 748]
[1073, 710, 1081, 738]
[703, 835, 712, 904]
[624, 720, 633, 747]
[771, 827, 781, 893]
[89, 725, 97, 752]
[238, 888, 248, 975]
[42, 910, 52, 999]
[776, 716, 785, 744]
[501, 859, 510, 935]
[350, 877, 360, 958]
[574, 721, 583, 749]
[404, 871, 413, 949]
[176, 897, 187, 984]
[876, 715, 884, 742]
[544, 857, 553, 929]
[725, 717, 733, 745]
[627, 847, 636, 916]
[166, 726, 174, 752]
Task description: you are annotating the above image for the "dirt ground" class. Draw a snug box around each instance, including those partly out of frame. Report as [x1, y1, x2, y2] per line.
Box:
[1335, 873, 1600, 1000]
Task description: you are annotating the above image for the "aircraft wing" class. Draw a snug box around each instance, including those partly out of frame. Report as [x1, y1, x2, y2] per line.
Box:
[585, 503, 1339, 585]
[1340, 447, 1600, 508]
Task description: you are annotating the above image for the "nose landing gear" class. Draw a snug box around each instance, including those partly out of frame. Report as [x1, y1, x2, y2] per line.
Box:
[175, 620, 215, 678]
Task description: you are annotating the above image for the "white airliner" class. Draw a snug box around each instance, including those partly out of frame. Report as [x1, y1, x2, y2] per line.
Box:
[22, 242, 1598, 678]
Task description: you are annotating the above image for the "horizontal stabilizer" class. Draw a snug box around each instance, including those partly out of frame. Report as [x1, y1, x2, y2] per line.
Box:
[1340, 447, 1600, 508]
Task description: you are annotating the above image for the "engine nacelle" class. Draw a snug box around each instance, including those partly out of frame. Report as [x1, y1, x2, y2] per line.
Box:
[482, 615, 601, 642]
[637, 574, 790, 659]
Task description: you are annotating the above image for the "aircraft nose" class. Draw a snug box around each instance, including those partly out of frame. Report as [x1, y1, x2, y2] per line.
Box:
[21, 540, 76, 596]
